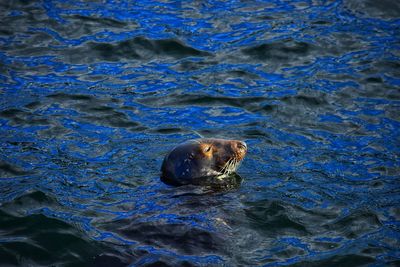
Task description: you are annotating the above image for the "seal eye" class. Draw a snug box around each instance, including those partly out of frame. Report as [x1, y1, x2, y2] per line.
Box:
[204, 145, 212, 153]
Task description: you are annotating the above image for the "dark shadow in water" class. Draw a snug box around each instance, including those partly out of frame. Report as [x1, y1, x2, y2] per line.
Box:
[161, 173, 243, 193]
[0, 209, 101, 266]
[291, 254, 376, 267]
[343, 0, 400, 19]
[136, 93, 267, 109]
[0, 161, 32, 177]
[0, 108, 50, 127]
[45, 93, 144, 130]
[64, 36, 212, 63]
[244, 200, 310, 238]
[241, 38, 313, 61]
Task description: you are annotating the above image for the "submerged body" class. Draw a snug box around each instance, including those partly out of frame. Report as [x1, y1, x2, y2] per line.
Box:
[161, 138, 247, 186]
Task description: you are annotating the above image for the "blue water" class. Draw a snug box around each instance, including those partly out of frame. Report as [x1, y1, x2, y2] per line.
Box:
[1, 0, 400, 266]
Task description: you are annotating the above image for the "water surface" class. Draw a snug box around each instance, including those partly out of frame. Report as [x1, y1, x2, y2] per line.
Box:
[1, 0, 400, 266]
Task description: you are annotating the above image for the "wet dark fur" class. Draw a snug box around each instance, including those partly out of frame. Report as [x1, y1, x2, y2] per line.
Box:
[161, 138, 247, 186]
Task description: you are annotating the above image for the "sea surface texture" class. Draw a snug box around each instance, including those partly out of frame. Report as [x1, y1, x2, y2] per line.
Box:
[1, 0, 400, 266]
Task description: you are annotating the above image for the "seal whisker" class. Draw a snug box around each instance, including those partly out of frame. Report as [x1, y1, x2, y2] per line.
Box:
[221, 160, 230, 175]
[229, 158, 237, 172]
[222, 158, 234, 175]
[232, 159, 237, 172]
[226, 158, 236, 175]
[230, 158, 239, 174]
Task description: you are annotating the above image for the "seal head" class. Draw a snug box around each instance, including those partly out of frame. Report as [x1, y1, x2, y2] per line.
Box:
[161, 138, 247, 186]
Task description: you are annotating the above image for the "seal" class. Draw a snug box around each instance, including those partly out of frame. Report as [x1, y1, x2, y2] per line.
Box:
[160, 138, 247, 186]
